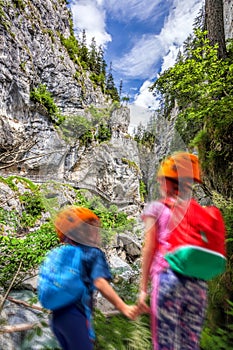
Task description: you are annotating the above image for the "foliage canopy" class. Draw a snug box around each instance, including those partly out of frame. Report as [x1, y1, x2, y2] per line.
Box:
[150, 30, 233, 197]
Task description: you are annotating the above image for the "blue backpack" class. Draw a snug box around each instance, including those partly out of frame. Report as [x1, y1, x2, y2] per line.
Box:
[37, 244, 87, 310]
[38, 244, 95, 340]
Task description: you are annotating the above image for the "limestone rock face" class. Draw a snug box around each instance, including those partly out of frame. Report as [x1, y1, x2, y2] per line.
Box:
[224, 0, 233, 39]
[145, 105, 187, 201]
[1, 0, 232, 206]
[68, 109, 141, 206]
[0, 0, 106, 119]
[0, 0, 108, 175]
[110, 106, 130, 136]
[0, 1, 142, 208]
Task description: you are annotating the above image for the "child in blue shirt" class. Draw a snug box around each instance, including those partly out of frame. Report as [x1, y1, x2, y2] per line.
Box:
[51, 206, 137, 350]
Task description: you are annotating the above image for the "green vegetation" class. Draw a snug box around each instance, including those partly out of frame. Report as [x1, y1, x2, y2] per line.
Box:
[133, 116, 157, 150]
[139, 180, 147, 202]
[122, 158, 140, 174]
[12, 0, 25, 10]
[60, 30, 120, 101]
[150, 30, 233, 198]
[74, 191, 135, 246]
[94, 313, 152, 350]
[0, 176, 45, 228]
[132, 24, 233, 346]
[0, 179, 136, 289]
[19, 192, 45, 227]
[0, 180, 138, 350]
[30, 84, 64, 125]
[60, 34, 80, 62]
[61, 114, 93, 145]
[60, 105, 112, 146]
[0, 208, 19, 234]
[0, 0, 10, 33]
[19, 61, 26, 72]
[143, 28, 233, 347]
[105, 62, 120, 102]
[201, 301, 233, 349]
[2, 175, 38, 191]
[0, 223, 58, 289]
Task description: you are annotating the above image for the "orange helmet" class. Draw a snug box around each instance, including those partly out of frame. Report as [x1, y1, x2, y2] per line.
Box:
[54, 206, 101, 247]
[157, 152, 202, 183]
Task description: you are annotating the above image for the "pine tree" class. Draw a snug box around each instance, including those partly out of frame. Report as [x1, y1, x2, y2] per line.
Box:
[119, 79, 123, 98]
[96, 46, 105, 76]
[89, 37, 98, 73]
[133, 122, 145, 142]
[106, 62, 120, 101]
[79, 29, 89, 66]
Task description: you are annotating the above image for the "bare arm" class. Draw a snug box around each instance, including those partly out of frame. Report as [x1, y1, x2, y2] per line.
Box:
[94, 277, 137, 320]
[138, 217, 158, 313]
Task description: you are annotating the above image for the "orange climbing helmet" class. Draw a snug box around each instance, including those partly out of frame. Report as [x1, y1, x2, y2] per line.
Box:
[54, 206, 101, 247]
[157, 152, 202, 183]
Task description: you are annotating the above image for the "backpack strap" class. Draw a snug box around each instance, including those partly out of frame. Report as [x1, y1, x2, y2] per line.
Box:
[160, 197, 177, 209]
[76, 247, 96, 341]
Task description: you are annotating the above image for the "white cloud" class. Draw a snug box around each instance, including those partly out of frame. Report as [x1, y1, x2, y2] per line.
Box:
[71, 0, 111, 47]
[160, 45, 180, 73]
[158, 0, 204, 70]
[128, 104, 153, 135]
[160, 0, 202, 47]
[103, 0, 168, 22]
[114, 0, 203, 79]
[70, 0, 204, 115]
[128, 80, 160, 134]
[70, 0, 203, 77]
[114, 35, 161, 79]
[133, 80, 159, 109]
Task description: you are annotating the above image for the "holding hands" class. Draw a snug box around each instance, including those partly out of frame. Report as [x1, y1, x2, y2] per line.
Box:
[123, 291, 150, 320]
[137, 291, 151, 315]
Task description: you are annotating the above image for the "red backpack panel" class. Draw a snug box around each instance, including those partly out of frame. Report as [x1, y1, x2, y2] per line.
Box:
[163, 198, 226, 280]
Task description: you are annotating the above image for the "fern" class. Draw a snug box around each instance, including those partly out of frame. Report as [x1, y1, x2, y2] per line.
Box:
[94, 312, 152, 350]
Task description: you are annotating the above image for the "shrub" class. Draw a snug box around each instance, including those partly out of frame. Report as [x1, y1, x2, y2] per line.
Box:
[0, 223, 58, 289]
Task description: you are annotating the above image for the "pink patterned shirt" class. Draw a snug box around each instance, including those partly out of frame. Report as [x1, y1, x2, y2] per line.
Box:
[141, 200, 172, 276]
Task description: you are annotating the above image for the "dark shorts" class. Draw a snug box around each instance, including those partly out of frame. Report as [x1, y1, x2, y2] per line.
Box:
[51, 304, 93, 350]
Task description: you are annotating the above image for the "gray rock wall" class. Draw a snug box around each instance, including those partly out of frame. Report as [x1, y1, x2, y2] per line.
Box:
[0, 1, 141, 208]
[224, 0, 233, 39]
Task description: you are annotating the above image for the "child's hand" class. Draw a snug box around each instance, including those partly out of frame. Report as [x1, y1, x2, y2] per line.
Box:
[137, 291, 150, 315]
[122, 304, 139, 320]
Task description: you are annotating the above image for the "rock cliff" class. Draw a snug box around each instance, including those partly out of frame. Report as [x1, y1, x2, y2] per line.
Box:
[0, 0, 141, 209]
[1, 0, 232, 206]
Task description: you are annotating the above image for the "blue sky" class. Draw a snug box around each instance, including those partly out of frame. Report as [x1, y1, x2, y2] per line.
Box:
[70, 0, 204, 130]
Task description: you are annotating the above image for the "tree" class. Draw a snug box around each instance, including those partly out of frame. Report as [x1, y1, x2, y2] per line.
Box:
[89, 37, 98, 73]
[96, 45, 105, 76]
[133, 122, 145, 143]
[106, 62, 120, 102]
[150, 30, 233, 197]
[121, 96, 130, 105]
[79, 29, 89, 68]
[204, 0, 227, 58]
[119, 79, 123, 98]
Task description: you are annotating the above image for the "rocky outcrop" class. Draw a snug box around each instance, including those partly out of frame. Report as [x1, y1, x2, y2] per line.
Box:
[0, 0, 142, 209]
[0, 0, 107, 118]
[1, 0, 232, 206]
[144, 105, 188, 201]
[0, 0, 107, 163]
[224, 0, 233, 39]
[68, 114, 141, 207]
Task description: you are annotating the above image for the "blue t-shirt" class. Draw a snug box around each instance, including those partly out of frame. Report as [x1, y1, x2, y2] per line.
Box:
[79, 244, 112, 294]
[76, 244, 112, 340]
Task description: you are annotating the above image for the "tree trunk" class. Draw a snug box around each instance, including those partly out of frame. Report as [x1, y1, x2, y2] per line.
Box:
[204, 0, 227, 58]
